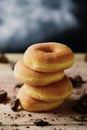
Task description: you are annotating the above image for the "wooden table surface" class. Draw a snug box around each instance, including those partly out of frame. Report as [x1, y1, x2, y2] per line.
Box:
[0, 53, 87, 130]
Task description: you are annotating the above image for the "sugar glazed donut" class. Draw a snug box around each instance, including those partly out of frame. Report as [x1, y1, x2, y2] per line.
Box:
[14, 59, 64, 86]
[24, 42, 74, 72]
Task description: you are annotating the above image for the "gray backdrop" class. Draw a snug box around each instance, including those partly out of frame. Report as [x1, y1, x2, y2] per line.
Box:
[0, 0, 87, 52]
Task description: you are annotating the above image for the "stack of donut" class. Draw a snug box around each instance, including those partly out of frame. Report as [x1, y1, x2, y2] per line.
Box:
[14, 42, 74, 112]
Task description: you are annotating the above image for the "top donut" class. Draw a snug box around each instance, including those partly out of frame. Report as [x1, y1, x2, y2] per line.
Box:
[23, 42, 74, 72]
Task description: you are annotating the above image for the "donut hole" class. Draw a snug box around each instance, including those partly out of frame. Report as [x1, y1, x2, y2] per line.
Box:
[40, 47, 54, 53]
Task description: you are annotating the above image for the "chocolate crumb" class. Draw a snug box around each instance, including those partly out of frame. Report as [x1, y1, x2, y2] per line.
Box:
[79, 123, 84, 125]
[8, 114, 10, 116]
[34, 119, 51, 127]
[70, 116, 87, 122]
[17, 114, 21, 117]
[51, 119, 55, 121]
[10, 97, 20, 111]
[26, 126, 30, 128]
[70, 75, 86, 88]
[0, 53, 9, 63]
[72, 94, 87, 114]
[15, 83, 23, 88]
[0, 90, 7, 103]
[10, 116, 14, 119]
[10, 123, 18, 127]
[28, 114, 32, 117]
[64, 124, 67, 126]
[4, 113, 6, 115]
[43, 117, 47, 120]
[0, 122, 2, 125]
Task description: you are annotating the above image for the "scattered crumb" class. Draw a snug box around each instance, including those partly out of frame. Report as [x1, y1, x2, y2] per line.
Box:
[0, 53, 9, 63]
[0, 90, 8, 103]
[10, 96, 20, 111]
[34, 119, 51, 127]
[15, 83, 23, 88]
[72, 94, 87, 114]
[70, 75, 86, 88]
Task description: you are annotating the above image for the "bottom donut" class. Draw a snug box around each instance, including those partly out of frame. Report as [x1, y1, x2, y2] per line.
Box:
[20, 75, 73, 102]
[17, 85, 64, 112]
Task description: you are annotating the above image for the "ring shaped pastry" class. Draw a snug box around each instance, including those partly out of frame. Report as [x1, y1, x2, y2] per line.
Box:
[17, 85, 64, 112]
[24, 42, 74, 72]
[14, 60, 64, 86]
[22, 76, 73, 102]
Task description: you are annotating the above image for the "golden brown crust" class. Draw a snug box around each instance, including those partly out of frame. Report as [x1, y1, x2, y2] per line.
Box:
[14, 42, 74, 112]
[14, 59, 64, 86]
[17, 85, 64, 112]
[24, 42, 74, 72]
[22, 75, 73, 102]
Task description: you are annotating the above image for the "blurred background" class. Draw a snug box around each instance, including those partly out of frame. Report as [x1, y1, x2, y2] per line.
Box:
[0, 0, 87, 53]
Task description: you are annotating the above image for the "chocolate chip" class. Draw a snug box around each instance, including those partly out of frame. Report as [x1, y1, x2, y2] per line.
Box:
[70, 116, 87, 122]
[0, 53, 9, 63]
[26, 126, 30, 128]
[28, 114, 32, 117]
[10, 97, 20, 111]
[10, 123, 18, 127]
[34, 119, 51, 127]
[0, 122, 2, 125]
[0, 90, 7, 103]
[15, 83, 23, 88]
[72, 94, 87, 114]
[70, 75, 86, 88]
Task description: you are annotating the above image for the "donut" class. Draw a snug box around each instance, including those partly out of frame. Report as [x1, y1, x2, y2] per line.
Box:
[14, 59, 64, 86]
[24, 42, 74, 72]
[17, 85, 64, 112]
[22, 75, 73, 102]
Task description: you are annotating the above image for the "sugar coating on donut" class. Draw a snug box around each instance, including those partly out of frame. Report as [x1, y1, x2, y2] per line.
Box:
[17, 85, 64, 112]
[24, 42, 74, 72]
[14, 42, 74, 112]
[14, 59, 64, 86]
[22, 76, 73, 102]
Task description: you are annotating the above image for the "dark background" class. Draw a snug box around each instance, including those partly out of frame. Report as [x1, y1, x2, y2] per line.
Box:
[0, 0, 87, 53]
